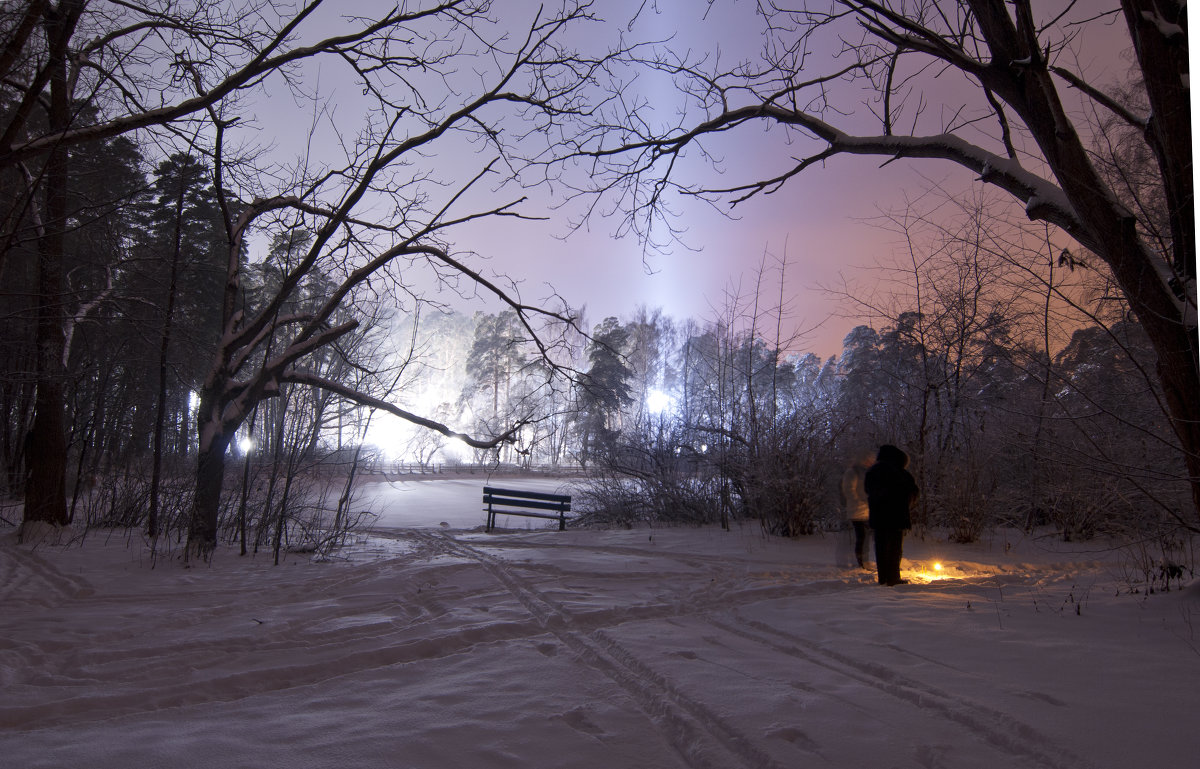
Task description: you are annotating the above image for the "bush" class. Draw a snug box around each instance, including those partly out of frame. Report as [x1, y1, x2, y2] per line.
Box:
[578, 412, 834, 536]
[726, 415, 833, 537]
[576, 419, 727, 526]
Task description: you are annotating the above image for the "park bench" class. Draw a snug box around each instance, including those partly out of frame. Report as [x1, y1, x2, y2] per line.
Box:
[483, 486, 573, 531]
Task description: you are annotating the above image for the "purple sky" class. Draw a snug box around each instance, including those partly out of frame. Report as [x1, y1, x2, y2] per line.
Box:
[250, 1, 1140, 360]
[453, 151, 921, 358]
[444, 0, 962, 357]
[452, 1, 1138, 358]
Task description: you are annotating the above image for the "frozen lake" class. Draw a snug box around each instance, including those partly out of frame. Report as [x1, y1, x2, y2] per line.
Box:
[355, 475, 582, 531]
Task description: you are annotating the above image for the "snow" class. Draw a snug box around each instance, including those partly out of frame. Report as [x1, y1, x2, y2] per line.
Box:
[1, 478, 1197, 769]
[358, 475, 577, 529]
[1140, 11, 1185, 41]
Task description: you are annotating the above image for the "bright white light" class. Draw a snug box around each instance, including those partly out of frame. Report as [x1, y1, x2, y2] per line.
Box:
[238, 436, 254, 454]
[363, 413, 408, 462]
[646, 389, 673, 414]
[443, 437, 471, 461]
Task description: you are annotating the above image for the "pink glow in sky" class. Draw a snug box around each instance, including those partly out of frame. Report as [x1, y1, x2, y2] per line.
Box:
[251, 1, 1140, 358]
[452, 0, 1138, 357]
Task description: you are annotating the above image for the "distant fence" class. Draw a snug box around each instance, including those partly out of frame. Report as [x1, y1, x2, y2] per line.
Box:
[305, 450, 583, 478]
[378, 462, 586, 478]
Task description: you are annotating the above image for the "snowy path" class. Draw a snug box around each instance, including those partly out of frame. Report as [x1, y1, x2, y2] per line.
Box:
[0, 521, 1196, 769]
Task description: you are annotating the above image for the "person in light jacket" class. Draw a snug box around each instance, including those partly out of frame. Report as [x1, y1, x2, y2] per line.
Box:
[865, 444, 919, 586]
[840, 451, 873, 569]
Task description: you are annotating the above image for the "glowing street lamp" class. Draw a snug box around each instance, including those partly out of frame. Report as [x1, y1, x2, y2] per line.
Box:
[646, 389, 673, 415]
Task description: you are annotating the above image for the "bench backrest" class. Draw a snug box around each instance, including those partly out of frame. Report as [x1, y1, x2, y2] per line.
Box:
[483, 486, 572, 511]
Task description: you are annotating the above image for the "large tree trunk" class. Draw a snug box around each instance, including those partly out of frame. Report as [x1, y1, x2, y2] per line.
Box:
[22, 380, 68, 531]
[1122, 0, 1199, 525]
[971, 1, 1199, 524]
[186, 427, 231, 563]
[23, 173, 69, 532]
[20, 2, 82, 539]
[1150, 322, 1200, 520]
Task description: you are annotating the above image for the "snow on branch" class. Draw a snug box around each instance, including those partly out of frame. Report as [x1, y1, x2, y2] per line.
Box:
[1049, 66, 1148, 131]
[692, 103, 1090, 250]
[280, 369, 524, 450]
[0, 3, 419, 168]
[1140, 10, 1185, 41]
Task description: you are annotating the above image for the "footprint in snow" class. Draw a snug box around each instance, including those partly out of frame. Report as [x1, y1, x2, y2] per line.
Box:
[556, 706, 605, 736]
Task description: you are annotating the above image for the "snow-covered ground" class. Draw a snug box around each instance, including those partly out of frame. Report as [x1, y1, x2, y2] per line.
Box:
[1, 477, 1197, 769]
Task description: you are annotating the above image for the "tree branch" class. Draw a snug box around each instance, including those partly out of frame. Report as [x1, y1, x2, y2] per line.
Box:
[280, 369, 523, 449]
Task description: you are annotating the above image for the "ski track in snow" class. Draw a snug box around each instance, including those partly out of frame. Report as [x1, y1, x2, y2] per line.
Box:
[709, 616, 1086, 769]
[1, 534, 535, 729]
[420, 531, 1091, 769]
[0, 544, 93, 607]
[416, 530, 790, 769]
[1, 522, 1193, 768]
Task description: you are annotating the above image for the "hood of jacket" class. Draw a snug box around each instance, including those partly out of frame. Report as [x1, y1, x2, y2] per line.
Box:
[876, 444, 909, 468]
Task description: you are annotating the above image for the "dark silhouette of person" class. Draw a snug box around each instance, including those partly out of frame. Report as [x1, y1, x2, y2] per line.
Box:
[864, 444, 919, 586]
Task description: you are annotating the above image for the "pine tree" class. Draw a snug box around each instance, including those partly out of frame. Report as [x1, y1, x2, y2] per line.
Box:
[576, 317, 633, 465]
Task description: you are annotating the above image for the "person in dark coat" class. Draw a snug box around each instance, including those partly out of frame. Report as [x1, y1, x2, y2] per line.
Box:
[864, 444, 919, 586]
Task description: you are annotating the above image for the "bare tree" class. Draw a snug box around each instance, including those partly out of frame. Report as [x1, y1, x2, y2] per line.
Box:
[183, 2, 622, 560]
[2, 1, 626, 553]
[0, 0, 481, 536]
[578, 1, 1197, 519]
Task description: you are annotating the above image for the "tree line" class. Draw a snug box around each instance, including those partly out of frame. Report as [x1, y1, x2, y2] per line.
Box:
[1, 2, 1192, 562]
[561, 264, 1184, 553]
[571, 0, 1196, 525]
[376, 218, 1188, 554]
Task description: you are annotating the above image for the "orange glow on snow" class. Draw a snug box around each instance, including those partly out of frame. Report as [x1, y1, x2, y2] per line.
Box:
[910, 561, 952, 583]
